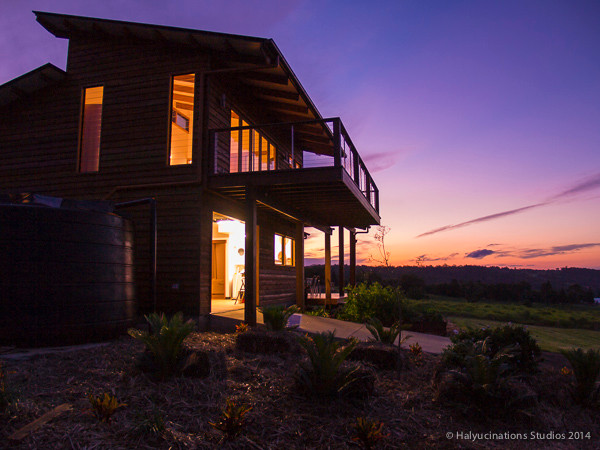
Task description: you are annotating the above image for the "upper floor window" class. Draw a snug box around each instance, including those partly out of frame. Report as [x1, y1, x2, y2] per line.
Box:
[169, 74, 195, 165]
[79, 86, 103, 172]
[230, 110, 276, 172]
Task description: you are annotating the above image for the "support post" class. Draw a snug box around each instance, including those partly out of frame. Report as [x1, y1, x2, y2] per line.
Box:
[338, 226, 344, 295]
[245, 188, 258, 326]
[325, 231, 331, 303]
[295, 222, 305, 310]
[349, 229, 356, 287]
[333, 118, 341, 167]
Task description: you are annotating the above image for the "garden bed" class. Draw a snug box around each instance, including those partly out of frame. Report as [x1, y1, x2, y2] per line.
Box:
[0, 332, 598, 449]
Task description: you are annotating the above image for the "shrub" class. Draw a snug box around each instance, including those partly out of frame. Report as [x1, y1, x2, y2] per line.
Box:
[339, 283, 411, 326]
[87, 393, 126, 423]
[295, 332, 360, 398]
[128, 312, 195, 379]
[560, 348, 600, 405]
[260, 305, 299, 331]
[209, 398, 252, 441]
[435, 343, 537, 418]
[351, 417, 386, 449]
[366, 318, 402, 345]
[447, 324, 540, 374]
[235, 329, 301, 354]
[348, 341, 406, 371]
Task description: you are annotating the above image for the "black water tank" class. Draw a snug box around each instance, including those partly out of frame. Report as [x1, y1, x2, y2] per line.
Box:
[0, 204, 136, 347]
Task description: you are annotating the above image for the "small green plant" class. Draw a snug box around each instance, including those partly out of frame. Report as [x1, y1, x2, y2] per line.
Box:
[128, 312, 195, 379]
[209, 398, 252, 441]
[87, 393, 126, 423]
[409, 342, 423, 366]
[366, 317, 403, 345]
[133, 406, 166, 437]
[306, 306, 330, 318]
[351, 417, 386, 449]
[560, 348, 600, 405]
[260, 305, 299, 331]
[235, 322, 249, 333]
[296, 331, 358, 397]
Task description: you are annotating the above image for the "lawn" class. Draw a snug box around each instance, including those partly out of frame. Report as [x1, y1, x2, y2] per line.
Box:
[448, 316, 600, 353]
[406, 296, 600, 330]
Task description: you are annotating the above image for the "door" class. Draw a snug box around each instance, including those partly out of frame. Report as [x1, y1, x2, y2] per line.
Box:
[211, 242, 226, 297]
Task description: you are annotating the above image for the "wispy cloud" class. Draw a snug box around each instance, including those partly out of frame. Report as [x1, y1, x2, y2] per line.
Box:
[464, 242, 600, 260]
[416, 203, 547, 238]
[362, 151, 401, 173]
[417, 172, 600, 238]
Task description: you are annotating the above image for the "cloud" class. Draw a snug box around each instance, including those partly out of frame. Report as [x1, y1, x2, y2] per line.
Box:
[551, 172, 600, 200]
[416, 171, 600, 238]
[518, 243, 600, 259]
[466, 249, 496, 259]
[413, 252, 459, 263]
[362, 151, 401, 173]
[416, 202, 547, 238]
[462, 242, 600, 261]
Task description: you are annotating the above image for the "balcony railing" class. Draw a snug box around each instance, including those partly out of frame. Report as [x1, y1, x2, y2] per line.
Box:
[208, 117, 379, 212]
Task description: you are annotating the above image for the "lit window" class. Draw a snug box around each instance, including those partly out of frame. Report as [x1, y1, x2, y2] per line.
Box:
[169, 74, 195, 165]
[230, 109, 276, 172]
[274, 234, 295, 266]
[79, 86, 103, 172]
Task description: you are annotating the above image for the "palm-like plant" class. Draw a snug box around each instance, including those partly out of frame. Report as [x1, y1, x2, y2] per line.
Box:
[128, 312, 195, 379]
[296, 331, 358, 397]
[260, 305, 299, 331]
[365, 318, 404, 345]
[560, 348, 600, 405]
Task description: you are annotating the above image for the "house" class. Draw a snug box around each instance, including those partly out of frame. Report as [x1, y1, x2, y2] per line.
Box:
[0, 12, 380, 326]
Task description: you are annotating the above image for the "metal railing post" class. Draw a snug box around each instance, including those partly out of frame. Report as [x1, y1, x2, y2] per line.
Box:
[333, 118, 341, 167]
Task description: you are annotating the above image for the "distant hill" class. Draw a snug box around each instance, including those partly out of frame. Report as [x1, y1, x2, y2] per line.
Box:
[306, 264, 600, 294]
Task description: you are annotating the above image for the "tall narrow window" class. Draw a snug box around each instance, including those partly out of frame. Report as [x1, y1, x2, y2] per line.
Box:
[230, 109, 276, 173]
[169, 74, 195, 165]
[79, 86, 103, 172]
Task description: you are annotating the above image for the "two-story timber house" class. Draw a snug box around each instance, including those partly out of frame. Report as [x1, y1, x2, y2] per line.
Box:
[0, 12, 380, 326]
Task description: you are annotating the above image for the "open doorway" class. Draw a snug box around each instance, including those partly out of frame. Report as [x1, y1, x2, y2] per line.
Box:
[211, 212, 245, 313]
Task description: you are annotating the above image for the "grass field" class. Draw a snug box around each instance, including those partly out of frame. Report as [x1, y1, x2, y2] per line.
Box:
[448, 316, 600, 353]
[406, 295, 600, 330]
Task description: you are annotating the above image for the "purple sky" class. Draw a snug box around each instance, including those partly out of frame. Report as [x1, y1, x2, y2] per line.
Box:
[3, 1, 600, 269]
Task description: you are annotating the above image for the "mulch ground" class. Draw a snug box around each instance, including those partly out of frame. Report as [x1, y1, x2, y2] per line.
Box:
[0, 332, 598, 449]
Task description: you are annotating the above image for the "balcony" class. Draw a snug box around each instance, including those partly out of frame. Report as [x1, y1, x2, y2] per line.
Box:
[207, 118, 380, 229]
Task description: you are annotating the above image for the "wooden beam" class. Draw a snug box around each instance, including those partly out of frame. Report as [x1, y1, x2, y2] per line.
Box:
[338, 226, 344, 295]
[172, 93, 194, 103]
[246, 85, 299, 101]
[242, 71, 288, 86]
[349, 230, 357, 286]
[261, 100, 309, 115]
[295, 222, 305, 310]
[325, 232, 331, 303]
[244, 187, 258, 326]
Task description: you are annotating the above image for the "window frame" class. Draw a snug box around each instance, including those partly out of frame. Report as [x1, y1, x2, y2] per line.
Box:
[274, 233, 295, 267]
[167, 73, 196, 166]
[77, 84, 104, 173]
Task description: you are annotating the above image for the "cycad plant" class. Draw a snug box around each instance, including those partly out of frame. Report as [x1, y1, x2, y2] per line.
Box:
[560, 348, 600, 405]
[128, 312, 195, 379]
[366, 317, 404, 345]
[260, 305, 299, 331]
[296, 331, 358, 397]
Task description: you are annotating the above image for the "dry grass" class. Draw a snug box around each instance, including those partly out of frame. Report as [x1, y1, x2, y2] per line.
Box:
[0, 332, 598, 449]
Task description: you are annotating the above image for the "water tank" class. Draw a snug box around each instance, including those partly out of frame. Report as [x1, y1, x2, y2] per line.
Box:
[0, 204, 136, 347]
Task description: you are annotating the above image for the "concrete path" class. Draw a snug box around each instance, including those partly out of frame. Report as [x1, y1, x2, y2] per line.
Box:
[295, 314, 451, 354]
[211, 309, 451, 354]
